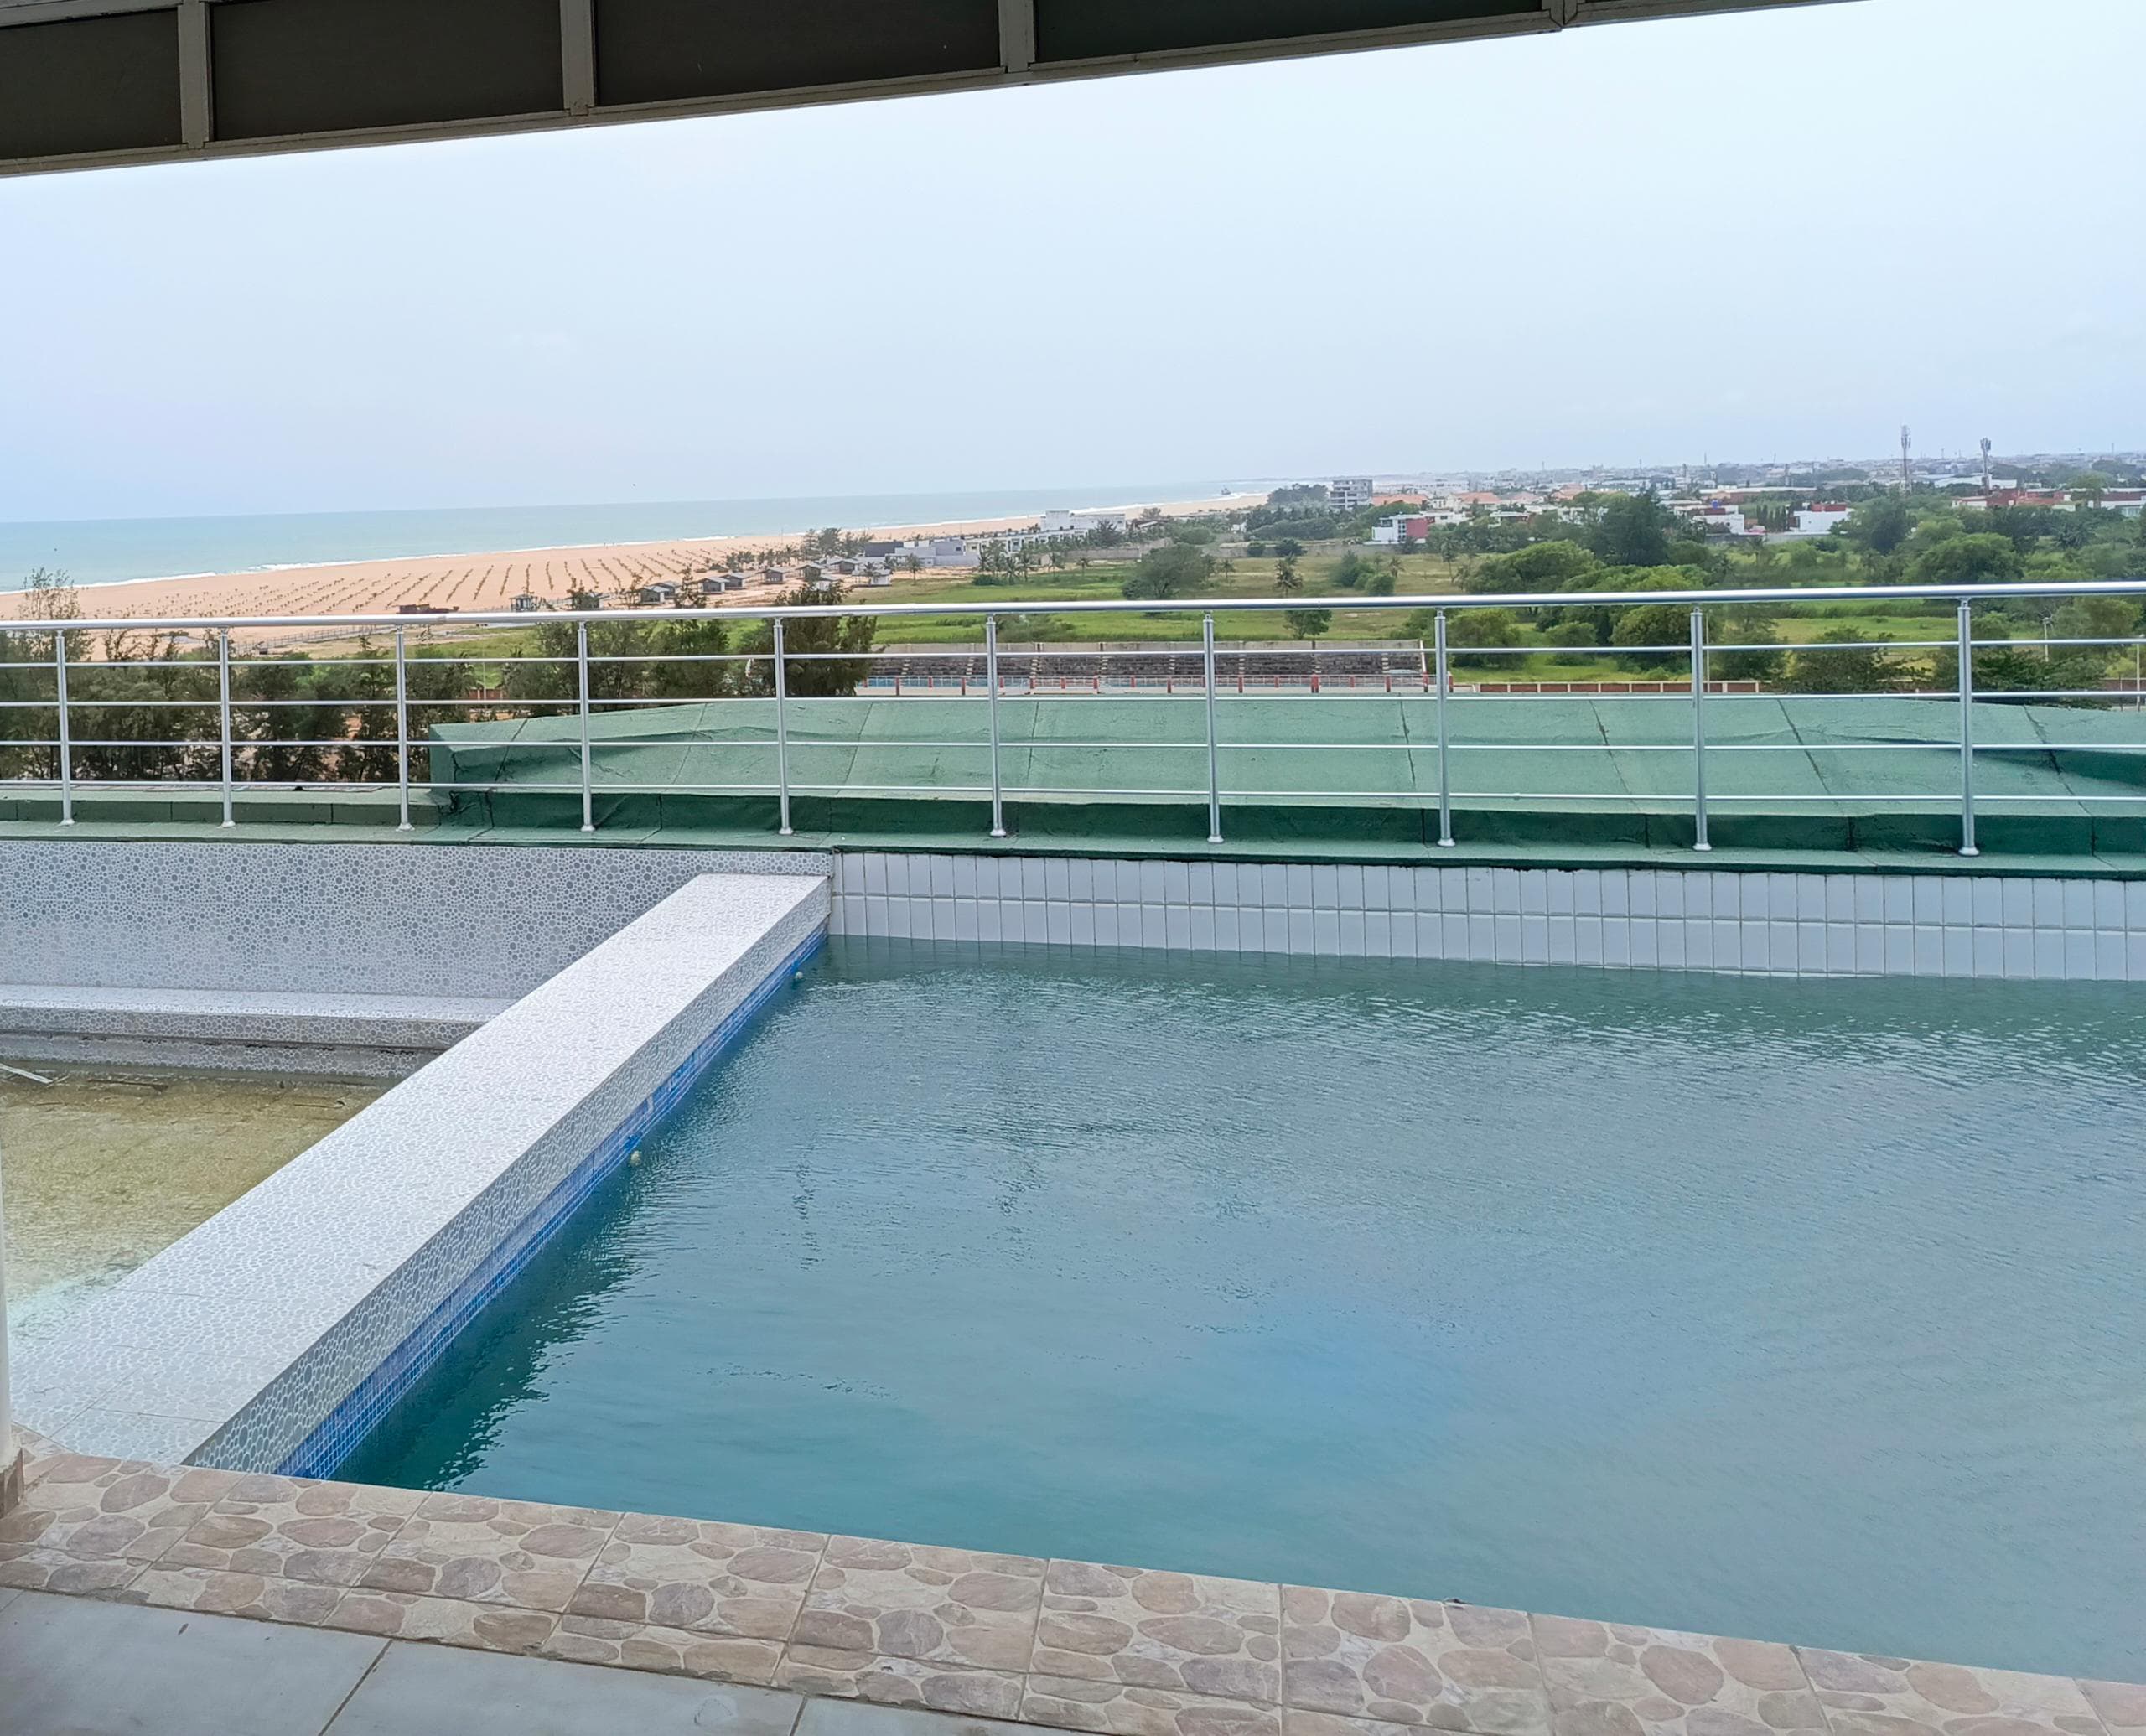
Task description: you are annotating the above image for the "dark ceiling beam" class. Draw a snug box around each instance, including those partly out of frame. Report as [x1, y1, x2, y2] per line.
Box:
[0, 0, 1846, 177]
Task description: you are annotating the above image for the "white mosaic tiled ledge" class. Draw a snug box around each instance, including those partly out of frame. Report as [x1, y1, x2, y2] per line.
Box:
[0, 985, 511, 1079]
[832, 853, 2146, 981]
[16, 871, 831, 1469]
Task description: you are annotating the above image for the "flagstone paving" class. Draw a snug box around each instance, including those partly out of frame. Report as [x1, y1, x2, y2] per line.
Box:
[1532, 1616, 1825, 1736]
[572, 1511, 824, 1638]
[1796, 1651, 2109, 1736]
[1036, 1563, 1280, 1703]
[0, 1438, 2137, 1736]
[780, 1643, 1032, 1718]
[796, 1536, 1047, 1673]
[355, 1492, 617, 1611]
[2078, 1683, 2146, 1735]
[160, 1473, 426, 1587]
[1281, 1588, 1548, 1736]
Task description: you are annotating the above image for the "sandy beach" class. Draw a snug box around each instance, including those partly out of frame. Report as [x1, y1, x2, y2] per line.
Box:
[3, 493, 1252, 628]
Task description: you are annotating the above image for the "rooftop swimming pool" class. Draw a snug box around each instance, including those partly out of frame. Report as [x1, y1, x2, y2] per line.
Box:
[342, 939, 2143, 1682]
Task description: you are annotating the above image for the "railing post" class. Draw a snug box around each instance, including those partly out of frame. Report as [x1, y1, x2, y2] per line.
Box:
[773, 618, 794, 837]
[53, 628, 73, 826]
[0, 1153, 16, 1517]
[577, 620, 595, 833]
[393, 627, 412, 832]
[986, 615, 1007, 838]
[1689, 608, 1711, 852]
[217, 625, 235, 827]
[1434, 610, 1454, 847]
[1957, 599, 1979, 858]
[1202, 613, 1222, 845]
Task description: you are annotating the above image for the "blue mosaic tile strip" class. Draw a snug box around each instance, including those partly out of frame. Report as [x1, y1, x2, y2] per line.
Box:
[272, 925, 827, 1479]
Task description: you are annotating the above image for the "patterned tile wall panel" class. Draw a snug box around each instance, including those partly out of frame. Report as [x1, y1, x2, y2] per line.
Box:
[828, 854, 2146, 981]
[0, 839, 830, 997]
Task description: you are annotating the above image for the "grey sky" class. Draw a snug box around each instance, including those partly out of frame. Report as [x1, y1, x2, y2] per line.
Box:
[1, 0, 2139, 521]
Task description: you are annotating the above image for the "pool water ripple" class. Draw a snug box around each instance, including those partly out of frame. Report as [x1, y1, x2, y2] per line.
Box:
[343, 940, 2146, 1682]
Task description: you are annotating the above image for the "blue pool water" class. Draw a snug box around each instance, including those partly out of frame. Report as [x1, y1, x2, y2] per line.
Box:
[344, 941, 2145, 1680]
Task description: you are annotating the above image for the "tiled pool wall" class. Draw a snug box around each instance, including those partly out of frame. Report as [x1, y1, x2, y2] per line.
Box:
[8, 836, 2143, 990]
[15, 873, 832, 1470]
[831, 852, 2146, 981]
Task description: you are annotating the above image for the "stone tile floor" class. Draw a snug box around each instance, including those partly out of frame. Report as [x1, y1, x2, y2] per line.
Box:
[2, 1442, 2141, 1736]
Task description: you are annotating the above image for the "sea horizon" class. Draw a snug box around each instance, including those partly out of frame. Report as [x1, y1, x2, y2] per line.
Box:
[0, 482, 1241, 591]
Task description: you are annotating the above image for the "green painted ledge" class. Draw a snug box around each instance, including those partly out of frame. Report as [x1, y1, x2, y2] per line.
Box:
[3, 788, 2145, 878]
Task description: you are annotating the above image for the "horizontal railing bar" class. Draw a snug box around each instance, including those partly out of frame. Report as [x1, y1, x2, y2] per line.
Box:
[584, 652, 759, 665]
[15, 730, 2146, 756]
[25, 697, 391, 711]
[0, 687, 1998, 709]
[10, 772, 2146, 807]
[34, 681, 2133, 709]
[1998, 635, 2146, 650]
[222, 657, 402, 669]
[11, 735, 2107, 758]
[584, 696, 770, 707]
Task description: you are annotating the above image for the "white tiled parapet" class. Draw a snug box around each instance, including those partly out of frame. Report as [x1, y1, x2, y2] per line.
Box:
[14, 871, 831, 1472]
[832, 854, 2146, 981]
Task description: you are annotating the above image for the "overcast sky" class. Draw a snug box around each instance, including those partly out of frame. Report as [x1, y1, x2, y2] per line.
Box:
[1, 0, 2139, 521]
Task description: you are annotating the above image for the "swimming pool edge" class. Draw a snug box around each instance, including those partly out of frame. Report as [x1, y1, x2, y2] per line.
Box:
[267, 924, 828, 1481]
[11, 871, 832, 1473]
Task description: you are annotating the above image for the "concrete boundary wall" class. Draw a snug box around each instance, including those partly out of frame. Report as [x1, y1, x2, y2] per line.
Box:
[831, 852, 2146, 981]
[15, 872, 831, 1469]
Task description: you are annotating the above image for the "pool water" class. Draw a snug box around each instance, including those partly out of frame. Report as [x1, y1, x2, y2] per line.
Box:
[344, 940, 2145, 1681]
[2, 1066, 383, 1341]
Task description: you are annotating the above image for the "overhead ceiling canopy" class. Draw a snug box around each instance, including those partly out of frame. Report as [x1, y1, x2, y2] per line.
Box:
[0, 0, 1838, 177]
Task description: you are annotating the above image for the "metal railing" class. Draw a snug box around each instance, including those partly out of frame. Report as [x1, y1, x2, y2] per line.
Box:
[4, 578, 2146, 853]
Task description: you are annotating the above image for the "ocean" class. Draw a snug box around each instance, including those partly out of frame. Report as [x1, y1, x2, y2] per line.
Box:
[0, 484, 1231, 591]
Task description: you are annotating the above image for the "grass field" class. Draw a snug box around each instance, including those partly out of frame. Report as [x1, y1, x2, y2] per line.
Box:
[391, 544, 2035, 687]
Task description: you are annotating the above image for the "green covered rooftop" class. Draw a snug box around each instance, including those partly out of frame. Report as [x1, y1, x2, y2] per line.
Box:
[422, 692, 2146, 858]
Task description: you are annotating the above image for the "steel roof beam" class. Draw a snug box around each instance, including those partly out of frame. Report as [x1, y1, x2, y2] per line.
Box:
[0, 0, 1846, 178]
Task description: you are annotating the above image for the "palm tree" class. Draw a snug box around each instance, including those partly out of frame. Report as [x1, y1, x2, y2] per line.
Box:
[1275, 556, 1304, 594]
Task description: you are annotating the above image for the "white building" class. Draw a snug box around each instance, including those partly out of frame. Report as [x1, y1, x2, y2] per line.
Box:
[1039, 510, 1129, 536]
[1330, 477, 1375, 511]
[1673, 502, 1850, 540]
[892, 536, 979, 568]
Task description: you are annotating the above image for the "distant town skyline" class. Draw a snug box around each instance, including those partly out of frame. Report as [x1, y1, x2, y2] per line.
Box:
[0, 0, 2138, 524]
